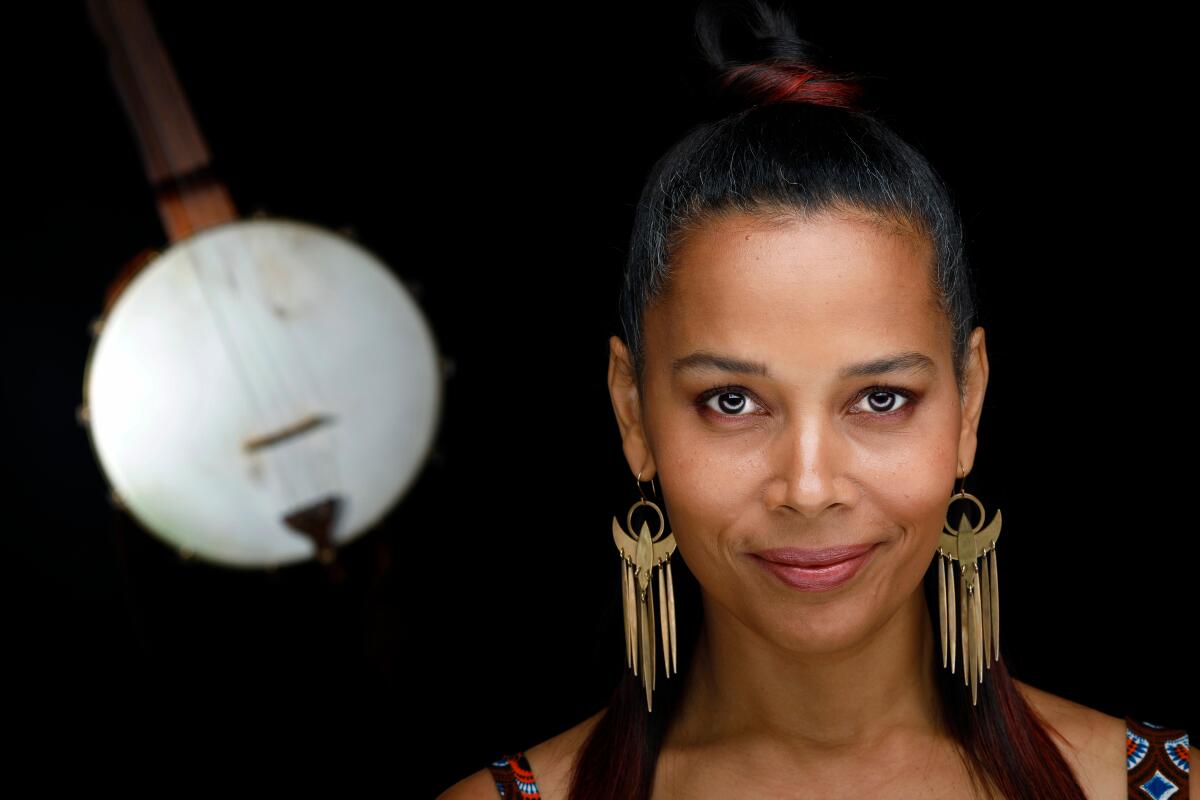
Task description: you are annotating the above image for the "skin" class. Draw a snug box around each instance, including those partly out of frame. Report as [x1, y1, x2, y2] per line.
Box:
[606, 208, 990, 796]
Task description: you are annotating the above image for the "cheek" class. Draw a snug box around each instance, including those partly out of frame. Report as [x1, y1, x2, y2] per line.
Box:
[871, 440, 958, 559]
[658, 453, 749, 551]
[653, 443, 763, 589]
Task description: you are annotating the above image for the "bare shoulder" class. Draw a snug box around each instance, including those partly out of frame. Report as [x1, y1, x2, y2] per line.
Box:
[1011, 677, 1127, 800]
[436, 767, 502, 800]
[520, 707, 609, 800]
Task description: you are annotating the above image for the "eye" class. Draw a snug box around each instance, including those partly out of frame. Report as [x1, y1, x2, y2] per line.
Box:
[695, 384, 918, 421]
[851, 386, 915, 417]
[696, 385, 763, 418]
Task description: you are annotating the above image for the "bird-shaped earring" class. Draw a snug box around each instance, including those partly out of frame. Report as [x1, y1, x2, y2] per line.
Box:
[936, 459, 1002, 707]
[611, 470, 677, 714]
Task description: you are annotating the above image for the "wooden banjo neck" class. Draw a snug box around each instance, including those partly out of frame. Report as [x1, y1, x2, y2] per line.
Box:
[86, 0, 237, 242]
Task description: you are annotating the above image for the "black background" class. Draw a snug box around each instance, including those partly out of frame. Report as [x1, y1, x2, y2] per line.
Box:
[5, 1, 1193, 792]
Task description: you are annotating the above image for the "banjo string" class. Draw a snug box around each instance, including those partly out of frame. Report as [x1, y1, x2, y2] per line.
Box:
[182, 237, 302, 511]
[236, 223, 344, 505]
[234, 221, 345, 503]
[195, 224, 345, 541]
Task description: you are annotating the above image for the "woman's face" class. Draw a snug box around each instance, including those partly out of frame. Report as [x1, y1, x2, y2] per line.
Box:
[607, 209, 988, 654]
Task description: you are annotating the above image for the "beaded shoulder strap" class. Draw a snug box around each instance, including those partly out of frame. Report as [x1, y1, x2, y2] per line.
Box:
[487, 751, 542, 800]
[1126, 716, 1189, 799]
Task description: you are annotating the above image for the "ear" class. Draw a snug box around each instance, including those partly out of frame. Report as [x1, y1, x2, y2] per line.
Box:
[956, 326, 990, 476]
[608, 335, 657, 482]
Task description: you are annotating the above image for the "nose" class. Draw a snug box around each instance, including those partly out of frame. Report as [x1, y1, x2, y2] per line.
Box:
[767, 413, 855, 517]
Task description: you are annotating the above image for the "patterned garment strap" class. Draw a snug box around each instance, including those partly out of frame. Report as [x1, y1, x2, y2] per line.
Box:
[1126, 717, 1189, 800]
[487, 751, 542, 800]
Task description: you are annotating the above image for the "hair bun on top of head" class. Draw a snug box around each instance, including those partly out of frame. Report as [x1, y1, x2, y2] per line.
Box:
[694, 0, 868, 112]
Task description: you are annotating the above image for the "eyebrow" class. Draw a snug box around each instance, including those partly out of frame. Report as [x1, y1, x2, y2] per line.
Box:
[671, 349, 937, 380]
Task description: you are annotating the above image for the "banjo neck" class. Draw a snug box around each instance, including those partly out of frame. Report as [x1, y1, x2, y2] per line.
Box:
[86, 0, 238, 242]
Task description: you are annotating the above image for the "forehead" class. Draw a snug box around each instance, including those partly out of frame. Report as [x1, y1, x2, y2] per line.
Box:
[648, 211, 944, 375]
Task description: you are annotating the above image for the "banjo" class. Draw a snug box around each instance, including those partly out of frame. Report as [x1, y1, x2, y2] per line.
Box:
[79, 0, 444, 572]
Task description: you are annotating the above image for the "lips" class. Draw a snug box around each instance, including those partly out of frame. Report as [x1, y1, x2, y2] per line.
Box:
[750, 545, 879, 592]
[752, 543, 879, 567]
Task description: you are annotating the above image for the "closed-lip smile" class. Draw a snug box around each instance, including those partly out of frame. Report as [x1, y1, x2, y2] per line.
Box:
[748, 543, 883, 592]
[752, 543, 879, 567]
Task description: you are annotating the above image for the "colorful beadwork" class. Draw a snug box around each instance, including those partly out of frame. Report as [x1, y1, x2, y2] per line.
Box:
[487, 751, 542, 799]
[1127, 717, 1189, 799]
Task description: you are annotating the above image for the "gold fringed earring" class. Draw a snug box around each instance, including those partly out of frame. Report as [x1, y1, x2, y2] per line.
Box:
[611, 469, 677, 714]
[936, 459, 1002, 707]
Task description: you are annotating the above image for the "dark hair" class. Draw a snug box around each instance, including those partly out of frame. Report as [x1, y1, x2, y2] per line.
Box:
[618, 1, 987, 404]
[570, 2, 1090, 799]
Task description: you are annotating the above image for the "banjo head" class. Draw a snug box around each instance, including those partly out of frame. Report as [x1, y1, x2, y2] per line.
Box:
[82, 216, 443, 569]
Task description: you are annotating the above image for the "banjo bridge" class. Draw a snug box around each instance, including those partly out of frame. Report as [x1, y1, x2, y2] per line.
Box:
[243, 413, 333, 452]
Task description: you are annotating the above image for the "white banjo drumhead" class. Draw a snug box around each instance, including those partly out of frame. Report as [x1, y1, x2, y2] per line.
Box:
[83, 216, 442, 568]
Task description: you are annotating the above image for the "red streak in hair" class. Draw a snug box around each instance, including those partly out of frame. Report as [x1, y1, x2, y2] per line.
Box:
[722, 62, 863, 110]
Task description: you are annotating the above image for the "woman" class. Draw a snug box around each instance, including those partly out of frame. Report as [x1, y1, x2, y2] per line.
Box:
[441, 2, 1190, 798]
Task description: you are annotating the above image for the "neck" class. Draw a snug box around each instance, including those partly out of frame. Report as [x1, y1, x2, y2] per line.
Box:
[667, 584, 945, 759]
